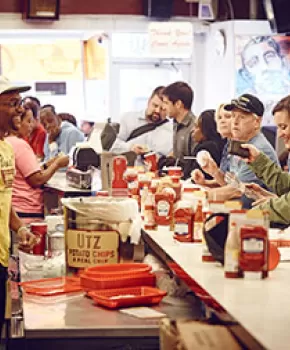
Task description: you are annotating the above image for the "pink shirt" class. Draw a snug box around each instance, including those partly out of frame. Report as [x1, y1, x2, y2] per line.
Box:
[6, 136, 43, 214]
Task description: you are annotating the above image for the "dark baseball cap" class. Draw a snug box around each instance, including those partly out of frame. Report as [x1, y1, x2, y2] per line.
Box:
[224, 94, 264, 117]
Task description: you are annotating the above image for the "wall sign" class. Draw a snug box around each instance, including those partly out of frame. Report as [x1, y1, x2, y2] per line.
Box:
[66, 229, 119, 268]
[148, 22, 193, 58]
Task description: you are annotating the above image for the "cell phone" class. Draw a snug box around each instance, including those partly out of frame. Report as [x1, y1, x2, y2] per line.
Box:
[228, 140, 250, 158]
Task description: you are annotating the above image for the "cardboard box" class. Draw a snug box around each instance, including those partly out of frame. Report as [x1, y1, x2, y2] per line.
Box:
[160, 319, 242, 350]
[66, 229, 119, 268]
[64, 207, 120, 273]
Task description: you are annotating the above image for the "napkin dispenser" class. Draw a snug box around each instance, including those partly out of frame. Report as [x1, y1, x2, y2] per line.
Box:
[66, 146, 100, 190]
[72, 146, 100, 171]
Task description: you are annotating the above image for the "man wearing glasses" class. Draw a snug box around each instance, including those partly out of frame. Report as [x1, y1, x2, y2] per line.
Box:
[196, 94, 279, 207]
[0, 76, 36, 338]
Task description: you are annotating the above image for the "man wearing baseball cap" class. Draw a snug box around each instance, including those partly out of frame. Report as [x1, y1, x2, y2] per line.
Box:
[198, 94, 279, 206]
[0, 76, 37, 337]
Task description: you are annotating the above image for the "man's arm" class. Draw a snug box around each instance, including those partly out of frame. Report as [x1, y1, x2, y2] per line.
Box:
[207, 185, 243, 201]
[110, 118, 131, 153]
[249, 152, 290, 196]
[10, 208, 36, 250]
[259, 193, 290, 226]
[10, 207, 24, 233]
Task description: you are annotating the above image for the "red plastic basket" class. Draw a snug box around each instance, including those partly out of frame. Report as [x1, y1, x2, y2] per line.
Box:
[80, 272, 156, 291]
[19, 277, 82, 296]
[88, 286, 167, 309]
[84, 263, 152, 278]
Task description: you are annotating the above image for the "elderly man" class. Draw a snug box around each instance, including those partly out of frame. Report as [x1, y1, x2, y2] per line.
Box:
[198, 94, 279, 207]
[40, 107, 84, 161]
[110, 86, 172, 159]
[0, 76, 36, 336]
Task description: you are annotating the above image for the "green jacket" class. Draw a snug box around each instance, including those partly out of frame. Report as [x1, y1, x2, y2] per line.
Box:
[249, 152, 290, 225]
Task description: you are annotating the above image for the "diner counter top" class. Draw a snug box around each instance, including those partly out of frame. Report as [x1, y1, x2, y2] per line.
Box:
[22, 290, 199, 339]
[143, 228, 290, 350]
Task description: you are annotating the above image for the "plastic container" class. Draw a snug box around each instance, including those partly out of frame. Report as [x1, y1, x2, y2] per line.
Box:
[88, 286, 167, 309]
[84, 263, 152, 277]
[80, 272, 156, 291]
[19, 276, 82, 296]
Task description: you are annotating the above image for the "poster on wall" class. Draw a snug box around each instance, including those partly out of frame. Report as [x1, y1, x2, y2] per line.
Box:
[235, 35, 290, 125]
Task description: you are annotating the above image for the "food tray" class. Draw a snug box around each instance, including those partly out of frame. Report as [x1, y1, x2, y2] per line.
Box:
[88, 286, 166, 309]
[80, 273, 156, 291]
[84, 263, 152, 277]
[19, 276, 82, 296]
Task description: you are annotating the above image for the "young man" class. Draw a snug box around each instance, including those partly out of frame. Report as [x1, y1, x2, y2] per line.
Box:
[0, 76, 36, 336]
[40, 107, 85, 161]
[162, 81, 196, 169]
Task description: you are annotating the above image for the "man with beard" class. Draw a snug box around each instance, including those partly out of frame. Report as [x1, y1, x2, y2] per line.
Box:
[110, 86, 173, 160]
[0, 76, 36, 337]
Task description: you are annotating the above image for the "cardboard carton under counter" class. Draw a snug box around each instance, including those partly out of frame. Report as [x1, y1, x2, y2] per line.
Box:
[160, 319, 241, 350]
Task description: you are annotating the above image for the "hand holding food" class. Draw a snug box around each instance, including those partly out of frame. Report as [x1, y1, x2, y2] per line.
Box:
[191, 169, 206, 185]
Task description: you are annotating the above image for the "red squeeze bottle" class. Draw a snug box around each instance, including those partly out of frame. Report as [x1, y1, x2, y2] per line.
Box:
[112, 156, 128, 190]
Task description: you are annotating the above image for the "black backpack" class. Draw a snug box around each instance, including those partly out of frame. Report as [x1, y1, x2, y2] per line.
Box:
[203, 213, 229, 265]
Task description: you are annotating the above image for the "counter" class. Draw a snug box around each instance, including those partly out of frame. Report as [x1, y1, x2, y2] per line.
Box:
[44, 172, 91, 215]
[143, 228, 290, 350]
[21, 287, 202, 350]
[45, 171, 91, 195]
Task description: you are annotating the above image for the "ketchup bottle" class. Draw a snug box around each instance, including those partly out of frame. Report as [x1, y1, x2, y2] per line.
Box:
[174, 206, 193, 243]
[144, 191, 156, 230]
[193, 200, 203, 242]
[155, 192, 174, 227]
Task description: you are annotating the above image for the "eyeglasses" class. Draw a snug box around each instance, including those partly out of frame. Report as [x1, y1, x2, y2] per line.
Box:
[0, 99, 23, 109]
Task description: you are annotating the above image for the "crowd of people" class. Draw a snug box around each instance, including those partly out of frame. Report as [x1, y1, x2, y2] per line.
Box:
[1, 74, 290, 334]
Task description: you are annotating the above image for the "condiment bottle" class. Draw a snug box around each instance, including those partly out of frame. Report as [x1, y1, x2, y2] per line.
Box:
[144, 191, 156, 230]
[111, 156, 128, 197]
[171, 176, 182, 202]
[155, 191, 174, 227]
[140, 186, 149, 219]
[126, 170, 138, 197]
[193, 200, 203, 242]
[173, 204, 193, 243]
[202, 211, 215, 262]
[224, 222, 241, 278]
[239, 225, 268, 279]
